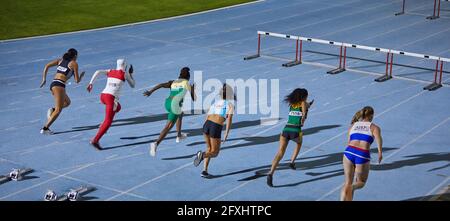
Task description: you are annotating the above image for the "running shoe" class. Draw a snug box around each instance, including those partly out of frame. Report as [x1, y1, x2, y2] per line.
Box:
[150, 142, 157, 157]
[193, 151, 204, 167]
[176, 133, 188, 143]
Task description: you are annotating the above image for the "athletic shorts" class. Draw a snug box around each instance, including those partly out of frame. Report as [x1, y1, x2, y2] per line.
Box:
[203, 120, 223, 139]
[344, 145, 371, 164]
[165, 98, 183, 122]
[50, 80, 66, 91]
[281, 131, 303, 143]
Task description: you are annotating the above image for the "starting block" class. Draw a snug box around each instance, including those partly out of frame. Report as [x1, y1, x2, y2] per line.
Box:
[44, 186, 96, 201]
[0, 168, 33, 184]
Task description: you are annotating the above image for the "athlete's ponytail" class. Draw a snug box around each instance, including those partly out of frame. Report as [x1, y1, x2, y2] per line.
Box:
[62, 48, 78, 61]
[351, 106, 374, 124]
[221, 83, 236, 101]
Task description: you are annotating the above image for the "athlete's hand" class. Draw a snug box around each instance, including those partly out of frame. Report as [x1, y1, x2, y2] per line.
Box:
[129, 65, 133, 74]
[143, 90, 152, 97]
[378, 153, 383, 164]
[87, 84, 93, 93]
[39, 79, 46, 88]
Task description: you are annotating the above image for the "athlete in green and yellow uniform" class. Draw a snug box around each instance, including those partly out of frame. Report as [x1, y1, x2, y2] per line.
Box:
[267, 88, 314, 187]
[143, 67, 196, 157]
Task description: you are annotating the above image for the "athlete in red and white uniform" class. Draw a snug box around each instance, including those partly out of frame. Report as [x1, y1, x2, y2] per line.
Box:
[87, 59, 135, 150]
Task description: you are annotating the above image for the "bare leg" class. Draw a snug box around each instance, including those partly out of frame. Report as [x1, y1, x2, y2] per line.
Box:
[62, 93, 71, 109]
[353, 162, 370, 192]
[268, 135, 289, 176]
[290, 133, 303, 164]
[340, 155, 356, 201]
[176, 113, 184, 137]
[44, 87, 66, 128]
[203, 133, 212, 172]
[156, 120, 175, 146]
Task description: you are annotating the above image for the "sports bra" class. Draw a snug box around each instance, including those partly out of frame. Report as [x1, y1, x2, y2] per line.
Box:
[349, 121, 374, 144]
[208, 99, 232, 118]
[56, 59, 73, 79]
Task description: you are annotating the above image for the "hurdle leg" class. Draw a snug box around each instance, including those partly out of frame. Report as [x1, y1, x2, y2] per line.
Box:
[395, 0, 406, 16]
[327, 45, 346, 74]
[427, 0, 440, 19]
[424, 60, 443, 90]
[282, 38, 302, 67]
[244, 34, 261, 60]
[375, 52, 393, 82]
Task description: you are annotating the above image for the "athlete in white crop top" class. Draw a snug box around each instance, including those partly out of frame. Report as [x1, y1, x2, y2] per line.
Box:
[341, 106, 383, 201]
[194, 84, 235, 178]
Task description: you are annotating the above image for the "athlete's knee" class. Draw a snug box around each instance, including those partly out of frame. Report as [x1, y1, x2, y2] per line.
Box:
[209, 149, 219, 157]
[53, 107, 63, 114]
[355, 181, 366, 188]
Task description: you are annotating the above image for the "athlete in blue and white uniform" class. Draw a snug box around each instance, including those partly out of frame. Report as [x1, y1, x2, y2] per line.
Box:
[341, 106, 383, 201]
[193, 84, 235, 178]
[39, 48, 85, 134]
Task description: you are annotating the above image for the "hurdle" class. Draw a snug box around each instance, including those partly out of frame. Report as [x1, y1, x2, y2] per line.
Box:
[244, 30, 450, 90]
[244, 31, 302, 67]
[396, 0, 449, 19]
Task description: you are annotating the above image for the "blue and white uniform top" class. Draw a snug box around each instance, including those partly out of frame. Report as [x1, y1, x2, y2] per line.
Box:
[208, 99, 233, 118]
[349, 121, 374, 144]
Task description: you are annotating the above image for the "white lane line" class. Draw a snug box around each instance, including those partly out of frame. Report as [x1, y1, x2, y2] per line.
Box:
[106, 154, 118, 160]
[383, 116, 450, 162]
[105, 162, 192, 201]
[323, 102, 330, 106]
[70, 134, 82, 139]
[335, 97, 342, 101]
[211, 181, 252, 201]
[28, 119, 40, 123]
[427, 178, 450, 201]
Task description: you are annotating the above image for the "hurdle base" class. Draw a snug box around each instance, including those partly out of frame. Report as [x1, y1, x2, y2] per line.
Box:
[426, 15, 439, 20]
[244, 54, 260, 60]
[423, 83, 442, 91]
[374, 75, 392, 82]
[327, 68, 346, 75]
[282, 60, 301, 67]
[395, 12, 404, 16]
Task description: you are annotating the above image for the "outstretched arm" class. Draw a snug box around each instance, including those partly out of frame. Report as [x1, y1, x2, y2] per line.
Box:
[40, 59, 60, 88]
[87, 69, 108, 92]
[143, 80, 173, 97]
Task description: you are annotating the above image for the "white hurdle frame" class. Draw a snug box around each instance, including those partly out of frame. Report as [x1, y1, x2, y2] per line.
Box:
[244, 31, 449, 91]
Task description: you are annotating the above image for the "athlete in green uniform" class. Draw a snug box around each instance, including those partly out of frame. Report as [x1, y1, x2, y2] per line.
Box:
[267, 88, 313, 187]
[143, 67, 196, 157]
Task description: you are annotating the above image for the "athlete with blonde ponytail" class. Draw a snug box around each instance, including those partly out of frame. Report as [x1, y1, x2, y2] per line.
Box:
[341, 106, 383, 201]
